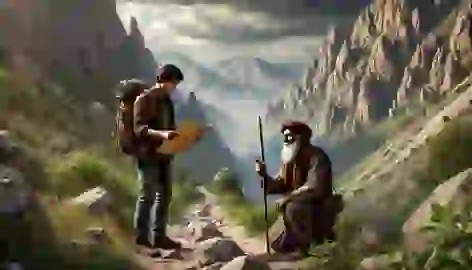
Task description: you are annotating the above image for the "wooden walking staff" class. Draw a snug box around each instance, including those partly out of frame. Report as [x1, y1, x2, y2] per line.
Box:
[257, 116, 271, 255]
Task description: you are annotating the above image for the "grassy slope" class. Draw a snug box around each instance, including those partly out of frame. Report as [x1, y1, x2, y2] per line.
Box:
[299, 94, 472, 269]
[0, 68, 200, 268]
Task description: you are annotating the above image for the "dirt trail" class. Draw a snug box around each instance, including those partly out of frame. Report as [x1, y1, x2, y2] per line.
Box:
[195, 187, 298, 270]
[196, 186, 268, 254]
[134, 187, 298, 269]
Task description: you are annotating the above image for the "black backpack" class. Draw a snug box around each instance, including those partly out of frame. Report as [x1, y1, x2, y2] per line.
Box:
[114, 79, 149, 155]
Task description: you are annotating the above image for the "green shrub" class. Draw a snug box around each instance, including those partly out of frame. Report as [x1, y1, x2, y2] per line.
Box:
[45, 150, 137, 230]
[205, 168, 277, 235]
[231, 204, 278, 236]
[46, 150, 120, 196]
[386, 202, 472, 269]
[0, 70, 36, 114]
[209, 167, 243, 196]
[217, 192, 277, 236]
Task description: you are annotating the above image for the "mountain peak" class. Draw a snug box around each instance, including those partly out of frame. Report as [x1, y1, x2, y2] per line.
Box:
[265, 0, 468, 138]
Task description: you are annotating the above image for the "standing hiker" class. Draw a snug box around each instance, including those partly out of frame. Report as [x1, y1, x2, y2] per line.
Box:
[255, 120, 343, 256]
[133, 64, 184, 255]
[116, 64, 188, 256]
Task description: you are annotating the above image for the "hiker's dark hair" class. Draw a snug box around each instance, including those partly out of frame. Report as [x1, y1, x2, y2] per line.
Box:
[157, 64, 184, 83]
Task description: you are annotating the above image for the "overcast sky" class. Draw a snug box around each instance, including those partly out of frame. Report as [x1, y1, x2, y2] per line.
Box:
[115, 0, 364, 64]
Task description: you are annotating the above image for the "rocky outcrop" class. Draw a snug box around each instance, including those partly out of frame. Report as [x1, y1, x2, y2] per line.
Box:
[0, 0, 156, 105]
[402, 168, 472, 252]
[266, 0, 470, 137]
[70, 187, 111, 216]
[220, 256, 271, 270]
[195, 237, 245, 267]
[188, 221, 224, 242]
[358, 253, 401, 270]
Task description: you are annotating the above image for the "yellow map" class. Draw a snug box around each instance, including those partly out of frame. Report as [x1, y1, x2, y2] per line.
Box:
[156, 120, 208, 154]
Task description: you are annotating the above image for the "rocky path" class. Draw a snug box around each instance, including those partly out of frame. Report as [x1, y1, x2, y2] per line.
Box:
[195, 187, 268, 254]
[133, 187, 299, 270]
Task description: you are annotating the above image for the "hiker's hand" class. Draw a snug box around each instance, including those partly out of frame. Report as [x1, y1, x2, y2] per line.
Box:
[163, 130, 179, 140]
[255, 159, 267, 178]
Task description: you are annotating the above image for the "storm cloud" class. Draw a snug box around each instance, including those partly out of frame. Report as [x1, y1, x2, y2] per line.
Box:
[131, 0, 370, 18]
[121, 0, 370, 42]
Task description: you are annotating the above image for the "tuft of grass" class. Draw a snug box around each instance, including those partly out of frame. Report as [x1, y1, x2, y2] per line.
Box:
[45, 148, 203, 226]
[207, 167, 243, 196]
[45, 150, 131, 196]
[206, 168, 279, 235]
[44, 150, 136, 232]
[207, 168, 278, 235]
[221, 195, 278, 236]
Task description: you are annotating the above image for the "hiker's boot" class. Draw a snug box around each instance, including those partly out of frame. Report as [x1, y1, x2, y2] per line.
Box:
[154, 236, 182, 250]
[135, 238, 161, 258]
[135, 245, 161, 258]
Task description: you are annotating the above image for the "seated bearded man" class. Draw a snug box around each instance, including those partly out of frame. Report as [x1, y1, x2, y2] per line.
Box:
[255, 121, 340, 256]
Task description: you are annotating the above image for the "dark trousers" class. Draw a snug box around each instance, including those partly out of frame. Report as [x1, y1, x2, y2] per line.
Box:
[134, 159, 172, 247]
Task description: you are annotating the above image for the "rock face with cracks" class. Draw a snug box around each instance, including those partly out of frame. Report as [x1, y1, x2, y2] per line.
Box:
[266, 0, 472, 138]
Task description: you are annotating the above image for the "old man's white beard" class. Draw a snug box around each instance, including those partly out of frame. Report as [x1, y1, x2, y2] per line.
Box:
[281, 141, 300, 164]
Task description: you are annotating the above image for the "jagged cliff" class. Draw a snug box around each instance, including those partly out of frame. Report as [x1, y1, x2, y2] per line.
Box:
[266, 0, 472, 138]
[0, 0, 156, 105]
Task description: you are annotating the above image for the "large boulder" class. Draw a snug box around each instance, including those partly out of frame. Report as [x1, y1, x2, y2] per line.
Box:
[402, 168, 472, 252]
[220, 256, 271, 270]
[196, 237, 245, 267]
[202, 263, 224, 270]
[189, 221, 223, 242]
[70, 187, 111, 216]
[85, 227, 109, 244]
[358, 253, 401, 270]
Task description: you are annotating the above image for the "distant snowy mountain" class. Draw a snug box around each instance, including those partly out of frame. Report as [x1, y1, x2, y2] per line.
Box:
[158, 52, 304, 100]
[213, 56, 303, 98]
[158, 52, 244, 98]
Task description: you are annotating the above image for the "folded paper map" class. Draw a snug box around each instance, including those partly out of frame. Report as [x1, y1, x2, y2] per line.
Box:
[157, 120, 208, 154]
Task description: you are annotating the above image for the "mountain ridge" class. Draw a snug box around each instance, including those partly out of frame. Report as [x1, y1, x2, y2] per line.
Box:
[265, 0, 470, 141]
[159, 51, 303, 100]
